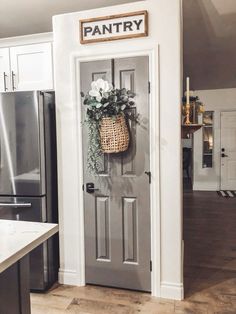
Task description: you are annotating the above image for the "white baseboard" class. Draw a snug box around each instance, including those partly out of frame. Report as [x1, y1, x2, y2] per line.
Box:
[58, 270, 184, 300]
[160, 282, 184, 300]
[58, 268, 84, 286]
[193, 183, 219, 191]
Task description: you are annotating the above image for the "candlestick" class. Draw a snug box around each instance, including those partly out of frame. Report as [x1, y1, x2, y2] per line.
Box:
[186, 77, 190, 104]
[185, 77, 191, 124]
[185, 103, 191, 125]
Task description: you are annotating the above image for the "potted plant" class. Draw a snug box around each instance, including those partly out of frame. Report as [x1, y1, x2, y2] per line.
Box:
[81, 78, 135, 173]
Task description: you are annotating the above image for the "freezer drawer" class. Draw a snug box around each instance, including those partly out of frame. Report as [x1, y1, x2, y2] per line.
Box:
[0, 196, 46, 222]
[0, 196, 58, 290]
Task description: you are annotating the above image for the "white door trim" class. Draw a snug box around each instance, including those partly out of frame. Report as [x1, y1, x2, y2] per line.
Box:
[220, 110, 236, 190]
[69, 44, 161, 297]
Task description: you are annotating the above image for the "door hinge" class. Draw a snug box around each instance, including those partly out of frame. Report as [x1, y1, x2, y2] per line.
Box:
[145, 171, 151, 184]
[150, 260, 152, 272]
[82, 184, 84, 191]
[148, 81, 151, 94]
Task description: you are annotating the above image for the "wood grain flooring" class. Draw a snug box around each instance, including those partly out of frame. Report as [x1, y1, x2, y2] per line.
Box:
[184, 190, 236, 312]
[31, 280, 236, 314]
[184, 191, 236, 273]
[31, 191, 236, 313]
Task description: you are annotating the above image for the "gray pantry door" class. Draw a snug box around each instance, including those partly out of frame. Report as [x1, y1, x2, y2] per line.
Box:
[80, 56, 151, 292]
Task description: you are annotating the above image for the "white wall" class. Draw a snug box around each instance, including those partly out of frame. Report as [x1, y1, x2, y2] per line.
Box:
[53, 0, 183, 300]
[193, 88, 236, 191]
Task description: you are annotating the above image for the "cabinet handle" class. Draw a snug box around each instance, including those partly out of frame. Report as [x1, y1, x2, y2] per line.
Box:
[3, 72, 8, 91]
[11, 71, 16, 90]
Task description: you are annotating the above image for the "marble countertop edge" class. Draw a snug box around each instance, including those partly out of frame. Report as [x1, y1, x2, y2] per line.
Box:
[0, 224, 58, 273]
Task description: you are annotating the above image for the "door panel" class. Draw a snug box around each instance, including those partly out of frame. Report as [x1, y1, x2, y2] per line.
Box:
[81, 60, 112, 177]
[123, 197, 138, 263]
[0, 256, 30, 314]
[10, 43, 53, 91]
[0, 92, 44, 196]
[81, 56, 151, 291]
[221, 111, 236, 190]
[0, 48, 10, 92]
[95, 196, 110, 260]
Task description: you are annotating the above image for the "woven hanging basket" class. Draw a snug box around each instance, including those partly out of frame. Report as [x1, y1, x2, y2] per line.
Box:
[99, 114, 130, 153]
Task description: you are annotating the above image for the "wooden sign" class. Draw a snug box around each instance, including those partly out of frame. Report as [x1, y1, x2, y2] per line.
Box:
[80, 11, 148, 44]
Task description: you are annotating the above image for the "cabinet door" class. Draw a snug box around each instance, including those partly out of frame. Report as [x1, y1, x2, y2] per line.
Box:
[10, 43, 53, 91]
[0, 48, 10, 92]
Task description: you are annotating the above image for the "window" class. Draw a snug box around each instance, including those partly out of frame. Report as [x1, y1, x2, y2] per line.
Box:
[202, 111, 214, 168]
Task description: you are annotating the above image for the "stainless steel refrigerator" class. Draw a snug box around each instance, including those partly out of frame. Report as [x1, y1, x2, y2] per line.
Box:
[0, 91, 59, 291]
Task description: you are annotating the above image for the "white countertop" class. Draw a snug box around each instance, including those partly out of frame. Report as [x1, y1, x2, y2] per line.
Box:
[0, 220, 58, 273]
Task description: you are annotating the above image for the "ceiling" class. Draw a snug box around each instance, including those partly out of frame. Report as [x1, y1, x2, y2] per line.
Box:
[183, 0, 236, 90]
[0, 0, 142, 38]
[1, 0, 236, 90]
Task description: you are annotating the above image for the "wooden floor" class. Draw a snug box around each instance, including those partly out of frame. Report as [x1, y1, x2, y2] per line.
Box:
[184, 191, 236, 275]
[31, 191, 236, 313]
[184, 190, 236, 312]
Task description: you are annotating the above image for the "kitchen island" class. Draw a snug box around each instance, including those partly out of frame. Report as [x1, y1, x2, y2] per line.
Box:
[0, 220, 58, 314]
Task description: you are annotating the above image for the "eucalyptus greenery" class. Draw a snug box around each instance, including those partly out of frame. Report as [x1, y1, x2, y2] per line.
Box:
[81, 78, 135, 174]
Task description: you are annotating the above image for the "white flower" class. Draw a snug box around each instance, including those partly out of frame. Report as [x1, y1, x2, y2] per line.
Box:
[91, 80, 99, 91]
[89, 89, 100, 97]
[90, 79, 112, 93]
[89, 79, 113, 102]
[96, 95, 102, 102]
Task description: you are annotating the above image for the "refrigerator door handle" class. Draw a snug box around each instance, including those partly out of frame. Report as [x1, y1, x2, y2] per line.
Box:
[0, 202, 32, 208]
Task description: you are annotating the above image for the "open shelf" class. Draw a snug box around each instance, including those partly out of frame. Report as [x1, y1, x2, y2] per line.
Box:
[181, 124, 203, 139]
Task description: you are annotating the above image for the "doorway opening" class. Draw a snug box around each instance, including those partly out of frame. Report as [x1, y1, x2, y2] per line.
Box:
[80, 56, 151, 292]
[183, 107, 236, 298]
[183, 0, 236, 301]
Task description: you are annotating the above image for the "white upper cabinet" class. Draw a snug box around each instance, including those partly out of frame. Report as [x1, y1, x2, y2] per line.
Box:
[0, 48, 11, 92]
[0, 39, 53, 92]
[10, 42, 53, 91]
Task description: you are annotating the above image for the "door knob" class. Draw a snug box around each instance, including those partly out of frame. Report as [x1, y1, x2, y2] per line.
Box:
[86, 183, 99, 194]
[221, 153, 228, 158]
